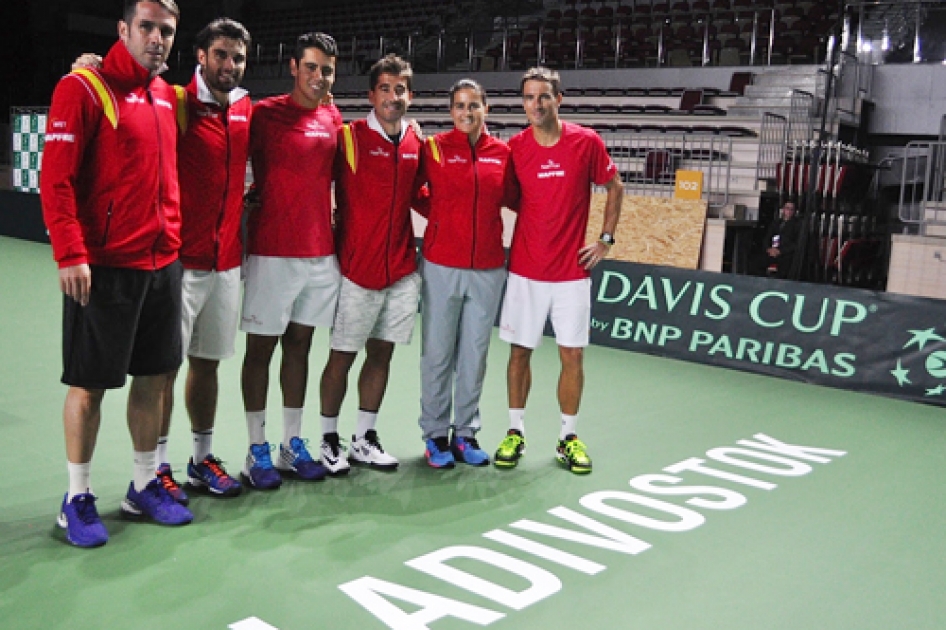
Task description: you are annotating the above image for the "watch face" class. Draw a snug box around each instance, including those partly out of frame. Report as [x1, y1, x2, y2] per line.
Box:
[601, 233, 615, 245]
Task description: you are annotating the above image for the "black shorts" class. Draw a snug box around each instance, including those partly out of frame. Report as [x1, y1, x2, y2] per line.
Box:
[62, 261, 183, 389]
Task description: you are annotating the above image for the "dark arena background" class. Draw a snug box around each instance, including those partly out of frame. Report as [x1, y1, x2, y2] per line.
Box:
[2, 1, 946, 629]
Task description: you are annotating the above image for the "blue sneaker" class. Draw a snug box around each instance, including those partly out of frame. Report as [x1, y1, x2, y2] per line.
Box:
[187, 455, 242, 497]
[425, 436, 455, 469]
[451, 435, 490, 466]
[57, 493, 108, 548]
[276, 437, 328, 481]
[121, 479, 194, 526]
[156, 463, 189, 505]
[241, 442, 282, 490]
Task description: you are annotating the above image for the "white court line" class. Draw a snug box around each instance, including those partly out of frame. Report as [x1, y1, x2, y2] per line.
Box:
[229, 617, 278, 630]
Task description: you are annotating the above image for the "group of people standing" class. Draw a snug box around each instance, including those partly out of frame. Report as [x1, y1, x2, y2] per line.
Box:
[40, 0, 624, 549]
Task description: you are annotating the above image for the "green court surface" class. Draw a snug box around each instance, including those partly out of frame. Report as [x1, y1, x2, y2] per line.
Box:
[1, 235, 944, 630]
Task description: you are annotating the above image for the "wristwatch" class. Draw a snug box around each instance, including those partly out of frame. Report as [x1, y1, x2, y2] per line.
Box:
[599, 232, 616, 246]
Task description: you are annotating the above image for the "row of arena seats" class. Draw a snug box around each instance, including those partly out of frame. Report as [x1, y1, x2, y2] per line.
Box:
[486, 15, 834, 69]
[340, 101, 729, 117]
[337, 86, 738, 99]
[248, 0, 470, 44]
[360, 118, 756, 138]
[553, 0, 830, 13]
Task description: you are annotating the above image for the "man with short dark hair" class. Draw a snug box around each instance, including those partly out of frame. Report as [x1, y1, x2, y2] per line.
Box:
[70, 17, 254, 503]
[41, 0, 193, 548]
[154, 17, 254, 501]
[239, 32, 343, 490]
[317, 54, 423, 474]
[761, 201, 801, 279]
[493, 66, 623, 475]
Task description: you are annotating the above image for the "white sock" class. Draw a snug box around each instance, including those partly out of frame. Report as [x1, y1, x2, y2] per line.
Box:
[67, 461, 92, 500]
[283, 407, 303, 446]
[133, 450, 157, 492]
[193, 429, 213, 463]
[321, 414, 339, 437]
[246, 410, 266, 445]
[155, 435, 169, 466]
[355, 409, 377, 439]
[560, 413, 578, 440]
[509, 409, 525, 434]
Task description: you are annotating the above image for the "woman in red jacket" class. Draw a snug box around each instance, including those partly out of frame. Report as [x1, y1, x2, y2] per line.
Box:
[415, 79, 519, 468]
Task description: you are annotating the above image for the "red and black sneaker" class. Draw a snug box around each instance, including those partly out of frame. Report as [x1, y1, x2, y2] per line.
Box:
[156, 463, 190, 505]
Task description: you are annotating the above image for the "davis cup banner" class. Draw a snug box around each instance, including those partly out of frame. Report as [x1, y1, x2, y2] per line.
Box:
[590, 260, 946, 406]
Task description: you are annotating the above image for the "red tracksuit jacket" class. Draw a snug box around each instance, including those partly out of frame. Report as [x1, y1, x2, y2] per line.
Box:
[176, 72, 252, 272]
[415, 128, 518, 270]
[333, 116, 422, 290]
[41, 40, 181, 270]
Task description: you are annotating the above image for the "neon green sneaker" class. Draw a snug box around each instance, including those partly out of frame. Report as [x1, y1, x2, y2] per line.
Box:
[493, 430, 526, 469]
[556, 434, 592, 474]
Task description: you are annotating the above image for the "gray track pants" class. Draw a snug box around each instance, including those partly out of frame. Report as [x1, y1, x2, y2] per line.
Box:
[418, 258, 506, 441]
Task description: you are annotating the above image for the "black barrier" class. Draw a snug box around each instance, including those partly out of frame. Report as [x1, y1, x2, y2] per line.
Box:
[591, 260, 946, 407]
[0, 190, 49, 244]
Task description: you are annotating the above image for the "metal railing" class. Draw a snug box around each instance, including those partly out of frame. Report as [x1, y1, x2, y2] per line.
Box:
[786, 90, 816, 146]
[898, 141, 946, 227]
[491, 129, 730, 210]
[756, 112, 788, 184]
[599, 132, 732, 210]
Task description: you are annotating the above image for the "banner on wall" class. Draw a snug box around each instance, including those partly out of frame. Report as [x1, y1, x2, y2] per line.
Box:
[589, 260, 946, 407]
[11, 107, 48, 194]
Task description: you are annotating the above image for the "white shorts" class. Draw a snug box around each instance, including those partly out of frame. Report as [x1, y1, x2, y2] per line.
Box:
[499, 273, 591, 349]
[181, 267, 241, 361]
[331, 273, 421, 352]
[241, 255, 341, 335]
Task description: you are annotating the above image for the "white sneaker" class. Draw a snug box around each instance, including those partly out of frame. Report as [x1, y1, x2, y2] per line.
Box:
[320, 432, 351, 476]
[349, 430, 399, 470]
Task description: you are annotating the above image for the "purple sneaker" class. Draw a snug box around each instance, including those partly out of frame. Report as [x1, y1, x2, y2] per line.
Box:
[57, 493, 109, 548]
[240, 442, 282, 490]
[276, 437, 328, 481]
[120, 479, 194, 526]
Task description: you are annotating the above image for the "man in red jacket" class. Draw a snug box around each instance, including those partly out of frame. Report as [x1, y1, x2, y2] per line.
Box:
[69, 17, 252, 504]
[239, 32, 342, 489]
[40, 0, 193, 548]
[317, 54, 423, 474]
[156, 17, 252, 501]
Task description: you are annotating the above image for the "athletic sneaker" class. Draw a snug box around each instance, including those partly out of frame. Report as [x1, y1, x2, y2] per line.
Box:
[556, 434, 593, 474]
[451, 435, 490, 466]
[277, 437, 328, 481]
[494, 429, 526, 469]
[156, 463, 189, 505]
[121, 479, 194, 525]
[241, 442, 282, 490]
[350, 430, 399, 470]
[320, 432, 351, 476]
[424, 436, 455, 469]
[187, 455, 242, 497]
[57, 493, 108, 548]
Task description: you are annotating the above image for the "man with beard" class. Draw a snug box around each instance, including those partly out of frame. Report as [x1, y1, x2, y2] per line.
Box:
[42, 0, 192, 547]
[158, 18, 253, 501]
[317, 54, 423, 474]
[239, 32, 342, 489]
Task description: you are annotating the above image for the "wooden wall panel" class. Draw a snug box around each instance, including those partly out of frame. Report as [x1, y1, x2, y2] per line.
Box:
[586, 193, 708, 269]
